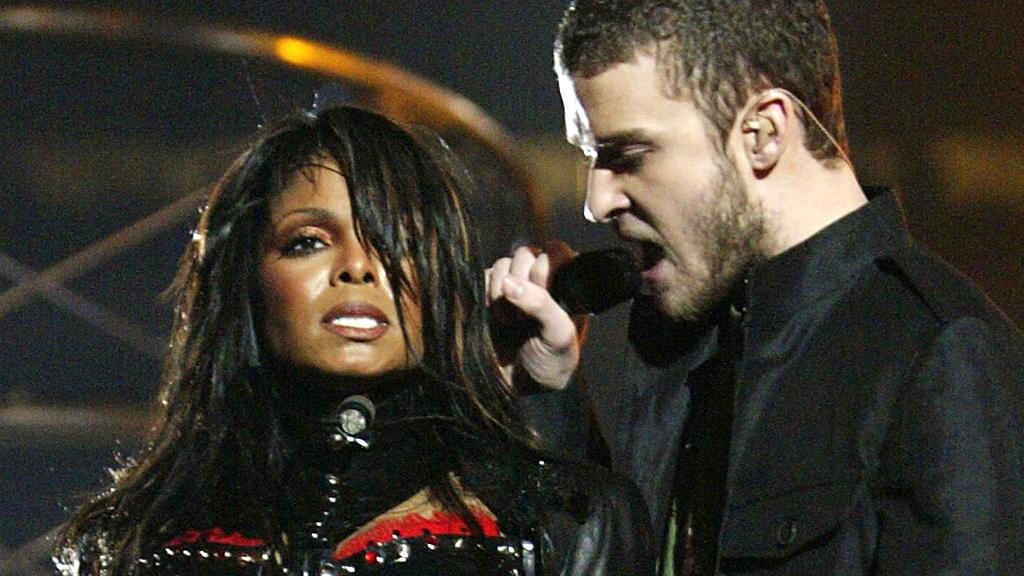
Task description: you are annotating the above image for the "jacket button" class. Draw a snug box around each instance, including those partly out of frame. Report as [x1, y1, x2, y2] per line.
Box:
[775, 520, 798, 548]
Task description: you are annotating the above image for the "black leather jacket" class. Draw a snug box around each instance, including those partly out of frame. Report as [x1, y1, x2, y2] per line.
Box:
[62, 386, 654, 576]
[64, 456, 652, 576]
[576, 190, 1024, 574]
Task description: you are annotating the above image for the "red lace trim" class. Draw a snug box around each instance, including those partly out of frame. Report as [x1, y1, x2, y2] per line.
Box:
[333, 507, 501, 560]
[165, 527, 266, 549]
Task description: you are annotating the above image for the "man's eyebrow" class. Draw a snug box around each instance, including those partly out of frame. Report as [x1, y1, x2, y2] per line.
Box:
[593, 130, 652, 149]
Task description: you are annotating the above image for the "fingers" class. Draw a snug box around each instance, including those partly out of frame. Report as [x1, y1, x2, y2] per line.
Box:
[507, 245, 544, 285]
[485, 255, 512, 306]
[485, 245, 576, 348]
[484, 243, 582, 392]
[498, 273, 579, 391]
[486, 246, 550, 306]
[501, 275, 576, 349]
[527, 253, 550, 287]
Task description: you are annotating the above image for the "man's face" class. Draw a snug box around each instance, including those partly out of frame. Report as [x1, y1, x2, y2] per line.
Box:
[564, 51, 766, 321]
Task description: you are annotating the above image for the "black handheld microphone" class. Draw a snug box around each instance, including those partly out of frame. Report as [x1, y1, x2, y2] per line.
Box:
[548, 247, 642, 314]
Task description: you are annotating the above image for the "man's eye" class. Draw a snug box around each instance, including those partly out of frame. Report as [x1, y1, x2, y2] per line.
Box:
[282, 235, 328, 256]
[595, 146, 649, 173]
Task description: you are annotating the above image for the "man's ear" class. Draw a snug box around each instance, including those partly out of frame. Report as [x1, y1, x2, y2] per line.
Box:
[740, 90, 791, 172]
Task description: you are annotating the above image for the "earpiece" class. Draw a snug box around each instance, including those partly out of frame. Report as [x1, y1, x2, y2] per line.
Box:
[740, 88, 853, 166]
[742, 116, 776, 150]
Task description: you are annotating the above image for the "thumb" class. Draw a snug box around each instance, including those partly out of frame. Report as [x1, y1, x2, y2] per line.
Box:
[502, 275, 577, 350]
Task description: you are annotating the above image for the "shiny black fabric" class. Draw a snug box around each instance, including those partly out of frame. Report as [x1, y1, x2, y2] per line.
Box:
[577, 189, 1024, 575]
[66, 383, 655, 576]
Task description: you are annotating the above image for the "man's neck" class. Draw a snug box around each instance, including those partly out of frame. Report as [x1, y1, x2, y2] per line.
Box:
[762, 155, 866, 257]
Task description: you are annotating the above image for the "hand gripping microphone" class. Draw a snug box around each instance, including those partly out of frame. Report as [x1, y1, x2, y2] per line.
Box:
[548, 246, 642, 314]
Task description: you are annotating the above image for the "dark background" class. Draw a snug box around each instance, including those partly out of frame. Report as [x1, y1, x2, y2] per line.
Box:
[1, 0, 1021, 556]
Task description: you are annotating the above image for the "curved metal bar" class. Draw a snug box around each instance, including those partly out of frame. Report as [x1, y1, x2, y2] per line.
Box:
[0, 6, 550, 235]
[0, 5, 551, 336]
[0, 251, 164, 358]
[0, 187, 207, 319]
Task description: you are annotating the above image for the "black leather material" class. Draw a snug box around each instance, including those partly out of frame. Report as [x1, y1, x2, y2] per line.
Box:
[68, 453, 654, 576]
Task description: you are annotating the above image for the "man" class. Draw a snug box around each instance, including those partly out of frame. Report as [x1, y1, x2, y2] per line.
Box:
[486, 0, 1024, 574]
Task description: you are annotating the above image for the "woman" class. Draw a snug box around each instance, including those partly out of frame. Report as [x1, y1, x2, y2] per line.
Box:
[54, 106, 651, 575]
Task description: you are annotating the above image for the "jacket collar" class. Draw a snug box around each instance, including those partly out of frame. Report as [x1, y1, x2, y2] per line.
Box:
[742, 187, 908, 342]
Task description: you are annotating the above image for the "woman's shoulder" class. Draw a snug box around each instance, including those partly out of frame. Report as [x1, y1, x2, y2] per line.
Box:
[464, 446, 647, 532]
[464, 450, 656, 575]
[538, 453, 652, 545]
[124, 527, 270, 574]
[58, 526, 270, 575]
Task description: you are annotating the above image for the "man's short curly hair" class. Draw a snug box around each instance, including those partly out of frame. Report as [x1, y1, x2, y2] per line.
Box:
[555, 0, 848, 160]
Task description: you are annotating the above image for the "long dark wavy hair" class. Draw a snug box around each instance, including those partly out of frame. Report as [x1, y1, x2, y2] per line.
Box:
[56, 105, 535, 574]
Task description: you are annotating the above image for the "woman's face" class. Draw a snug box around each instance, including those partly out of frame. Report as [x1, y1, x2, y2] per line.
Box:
[258, 162, 423, 381]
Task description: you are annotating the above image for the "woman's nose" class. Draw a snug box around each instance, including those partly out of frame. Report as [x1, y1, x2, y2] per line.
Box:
[334, 239, 378, 285]
[338, 268, 376, 284]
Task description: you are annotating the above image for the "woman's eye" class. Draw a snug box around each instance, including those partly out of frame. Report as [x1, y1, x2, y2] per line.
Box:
[281, 235, 328, 256]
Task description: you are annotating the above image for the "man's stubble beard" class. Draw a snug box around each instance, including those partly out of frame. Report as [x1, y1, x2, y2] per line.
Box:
[659, 155, 768, 322]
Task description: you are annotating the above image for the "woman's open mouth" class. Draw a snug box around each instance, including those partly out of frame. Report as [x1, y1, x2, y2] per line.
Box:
[322, 303, 390, 341]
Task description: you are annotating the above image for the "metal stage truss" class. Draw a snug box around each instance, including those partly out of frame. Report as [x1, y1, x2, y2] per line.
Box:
[0, 6, 548, 566]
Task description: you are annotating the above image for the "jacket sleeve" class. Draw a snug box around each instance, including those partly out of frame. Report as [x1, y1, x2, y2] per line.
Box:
[558, 474, 657, 576]
[873, 317, 1024, 575]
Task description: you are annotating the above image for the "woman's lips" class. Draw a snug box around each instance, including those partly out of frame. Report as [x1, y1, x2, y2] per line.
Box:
[322, 303, 389, 341]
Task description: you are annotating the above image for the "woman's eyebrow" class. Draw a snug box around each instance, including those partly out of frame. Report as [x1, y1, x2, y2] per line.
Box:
[273, 207, 337, 226]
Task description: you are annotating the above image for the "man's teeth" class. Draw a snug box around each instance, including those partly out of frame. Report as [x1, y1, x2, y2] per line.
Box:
[330, 316, 383, 329]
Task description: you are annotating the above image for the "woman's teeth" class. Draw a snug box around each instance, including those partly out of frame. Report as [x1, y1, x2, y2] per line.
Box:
[330, 316, 384, 329]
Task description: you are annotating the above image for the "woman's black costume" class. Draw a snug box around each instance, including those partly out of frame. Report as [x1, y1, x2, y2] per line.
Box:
[62, 383, 652, 576]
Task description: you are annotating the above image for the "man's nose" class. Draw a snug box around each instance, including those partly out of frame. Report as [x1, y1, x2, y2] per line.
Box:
[584, 168, 629, 223]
